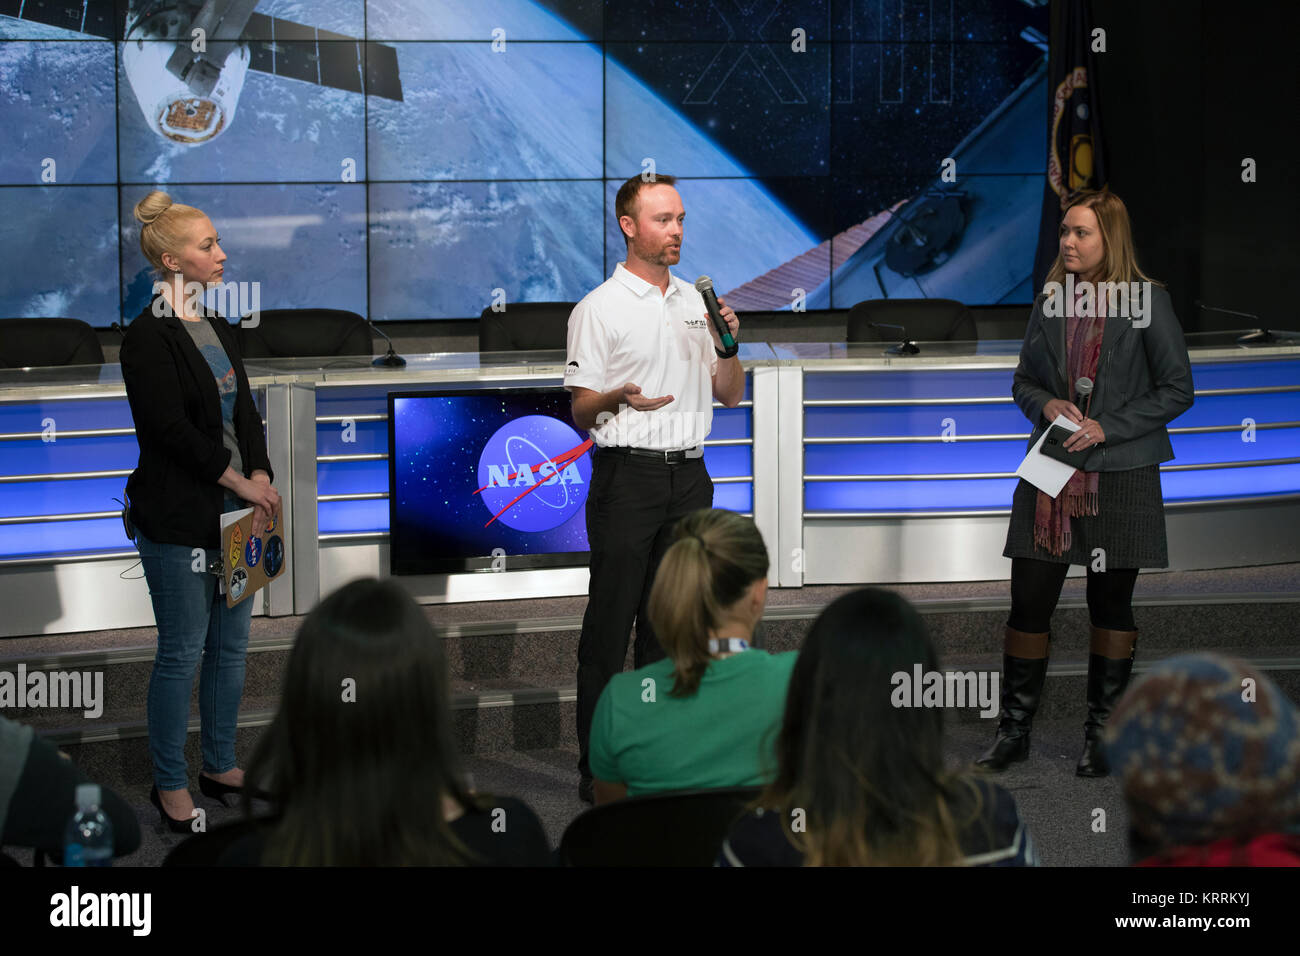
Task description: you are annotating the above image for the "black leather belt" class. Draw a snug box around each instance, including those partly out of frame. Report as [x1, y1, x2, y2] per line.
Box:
[598, 445, 703, 464]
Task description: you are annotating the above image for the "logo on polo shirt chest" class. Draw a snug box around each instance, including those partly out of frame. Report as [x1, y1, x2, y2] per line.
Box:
[683, 317, 708, 330]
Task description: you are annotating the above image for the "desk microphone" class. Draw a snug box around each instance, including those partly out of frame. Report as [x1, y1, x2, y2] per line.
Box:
[367, 318, 407, 367]
[694, 276, 736, 350]
[868, 322, 920, 355]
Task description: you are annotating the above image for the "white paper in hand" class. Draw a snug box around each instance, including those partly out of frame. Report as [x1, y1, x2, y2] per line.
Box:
[1016, 414, 1082, 498]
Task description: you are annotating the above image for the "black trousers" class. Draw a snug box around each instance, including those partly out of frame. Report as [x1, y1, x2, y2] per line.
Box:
[576, 449, 713, 778]
[1008, 557, 1139, 634]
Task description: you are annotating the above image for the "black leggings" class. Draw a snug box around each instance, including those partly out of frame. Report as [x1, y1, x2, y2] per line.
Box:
[1008, 557, 1139, 633]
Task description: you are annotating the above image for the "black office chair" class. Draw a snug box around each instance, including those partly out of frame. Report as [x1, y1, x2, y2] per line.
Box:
[236, 309, 373, 359]
[478, 302, 575, 352]
[0, 318, 104, 367]
[846, 298, 977, 345]
[557, 786, 761, 866]
[969, 303, 1031, 341]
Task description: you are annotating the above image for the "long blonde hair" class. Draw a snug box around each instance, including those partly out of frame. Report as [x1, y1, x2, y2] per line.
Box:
[1043, 189, 1162, 290]
[133, 190, 206, 274]
[647, 509, 769, 697]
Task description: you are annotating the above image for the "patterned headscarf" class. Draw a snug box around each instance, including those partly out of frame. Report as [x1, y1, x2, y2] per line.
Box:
[1106, 653, 1300, 851]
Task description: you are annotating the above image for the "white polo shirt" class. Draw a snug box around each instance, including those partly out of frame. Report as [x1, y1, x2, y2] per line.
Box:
[565, 262, 718, 450]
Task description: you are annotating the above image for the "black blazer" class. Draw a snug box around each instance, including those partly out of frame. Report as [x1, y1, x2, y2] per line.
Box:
[121, 297, 272, 550]
[1012, 283, 1195, 472]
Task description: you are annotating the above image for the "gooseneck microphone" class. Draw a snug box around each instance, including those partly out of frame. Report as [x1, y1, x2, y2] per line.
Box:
[694, 275, 737, 350]
[367, 318, 407, 367]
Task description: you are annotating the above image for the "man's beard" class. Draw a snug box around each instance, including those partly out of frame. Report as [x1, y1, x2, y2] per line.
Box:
[641, 244, 681, 266]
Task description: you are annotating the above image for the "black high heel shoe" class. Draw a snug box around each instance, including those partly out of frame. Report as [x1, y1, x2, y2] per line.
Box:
[199, 773, 272, 804]
[150, 784, 195, 834]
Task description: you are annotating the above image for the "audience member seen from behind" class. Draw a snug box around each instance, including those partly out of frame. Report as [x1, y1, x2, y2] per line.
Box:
[1, 714, 141, 865]
[720, 588, 1037, 866]
[223, 578, 551, 865]
[1107, 653, 1300, 866]
[588, 509, 795, 803]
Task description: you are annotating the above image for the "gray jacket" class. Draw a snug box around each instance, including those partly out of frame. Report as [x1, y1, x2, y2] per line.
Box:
[1012, 283, 1195, 471]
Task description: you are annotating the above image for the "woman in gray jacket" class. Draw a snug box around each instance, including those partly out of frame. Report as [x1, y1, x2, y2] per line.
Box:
[977, 190, 1193, 777]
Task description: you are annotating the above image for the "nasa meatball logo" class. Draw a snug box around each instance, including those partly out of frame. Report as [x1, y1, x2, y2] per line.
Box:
[245, 536, 262, 568]
[477, 415, 591, 532]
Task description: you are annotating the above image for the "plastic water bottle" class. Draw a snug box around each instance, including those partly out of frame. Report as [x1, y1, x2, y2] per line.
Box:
[63, 783, 113, 867]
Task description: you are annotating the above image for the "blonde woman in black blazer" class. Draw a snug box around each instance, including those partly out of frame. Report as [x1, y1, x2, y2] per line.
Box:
[121, 191, 280, 830]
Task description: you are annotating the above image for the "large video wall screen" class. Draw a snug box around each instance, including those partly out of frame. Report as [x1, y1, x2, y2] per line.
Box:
[0, 1, 1047, 325]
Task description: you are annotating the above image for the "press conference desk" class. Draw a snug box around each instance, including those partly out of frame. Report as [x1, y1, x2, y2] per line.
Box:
[1, 337, 1297, 636]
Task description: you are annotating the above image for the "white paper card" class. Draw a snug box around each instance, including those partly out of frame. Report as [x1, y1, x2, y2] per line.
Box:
[1015, 414, 1082, 498]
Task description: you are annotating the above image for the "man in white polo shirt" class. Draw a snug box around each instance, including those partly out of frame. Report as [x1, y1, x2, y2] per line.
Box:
[566, 173, 744, 804]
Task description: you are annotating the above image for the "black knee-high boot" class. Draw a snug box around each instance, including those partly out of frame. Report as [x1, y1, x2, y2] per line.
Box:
[1076, 626, 1138, 777]
[975, 626, 1050, 772]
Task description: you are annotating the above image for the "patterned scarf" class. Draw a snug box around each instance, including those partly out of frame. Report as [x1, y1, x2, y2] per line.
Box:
[1033, 286, 1104, 555]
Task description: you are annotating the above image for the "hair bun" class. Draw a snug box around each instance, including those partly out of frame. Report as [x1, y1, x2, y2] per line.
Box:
[133, 190, 173, 226]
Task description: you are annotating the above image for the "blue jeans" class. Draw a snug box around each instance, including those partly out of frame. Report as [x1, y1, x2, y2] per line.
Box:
[136, 528, 252, 791]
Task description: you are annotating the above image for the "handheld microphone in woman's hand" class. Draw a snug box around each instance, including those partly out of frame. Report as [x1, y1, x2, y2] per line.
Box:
[695, 275, 736, 349]
[1075, 376, 1094, 419]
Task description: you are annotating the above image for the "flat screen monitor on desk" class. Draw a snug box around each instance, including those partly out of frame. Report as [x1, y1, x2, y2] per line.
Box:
[388, 388, 592, 575]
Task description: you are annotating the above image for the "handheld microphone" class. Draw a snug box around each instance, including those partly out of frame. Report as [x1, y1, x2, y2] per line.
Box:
[694, 275, 736, 350]
[1075, 376, 1094, 419]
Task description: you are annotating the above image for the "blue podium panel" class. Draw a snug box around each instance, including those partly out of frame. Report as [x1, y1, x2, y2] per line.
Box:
[805, 369, 1017, 402]
[0, 435, 138, 477]
[801, 359, 1300, 516]
[1161, 464, 1300, 502]
[316, 419, 388, 457]
[805, 477, 1019, 513]
[0, 400, 135, 433]
[1168, 428, 1300, 465]
[0, 476, 126, 517]
[0, 518, 128, 560]
[806, 404, 1028, 439]
[805, 440, 1026, 476]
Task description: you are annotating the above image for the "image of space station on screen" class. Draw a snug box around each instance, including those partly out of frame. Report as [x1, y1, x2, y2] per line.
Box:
[388, 388, 594, 575]
[0, 0, 1047, 325]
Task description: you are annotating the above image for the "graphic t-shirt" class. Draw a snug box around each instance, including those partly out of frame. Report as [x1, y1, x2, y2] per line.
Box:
[179, 316, 243, 478]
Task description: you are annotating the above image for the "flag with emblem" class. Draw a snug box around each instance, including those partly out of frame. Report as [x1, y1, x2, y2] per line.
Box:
[1032, 0, 1109, 293]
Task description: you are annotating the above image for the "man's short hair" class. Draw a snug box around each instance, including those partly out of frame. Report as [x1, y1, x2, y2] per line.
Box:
[615, 173, 678, 244]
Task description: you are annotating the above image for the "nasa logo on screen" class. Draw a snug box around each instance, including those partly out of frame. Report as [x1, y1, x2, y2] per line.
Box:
[477, 415, 591, 532]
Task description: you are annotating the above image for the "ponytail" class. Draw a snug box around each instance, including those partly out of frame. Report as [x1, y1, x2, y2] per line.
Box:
[648, 509, 769, 696]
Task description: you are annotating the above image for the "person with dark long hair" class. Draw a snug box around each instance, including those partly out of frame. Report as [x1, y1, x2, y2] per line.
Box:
[224, 578, 551, 866]
[979, 189, 1194, 777]
[587, 509, 794, 803]
[720, 589, 1036, 867]
[121, 190, 281, 831]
